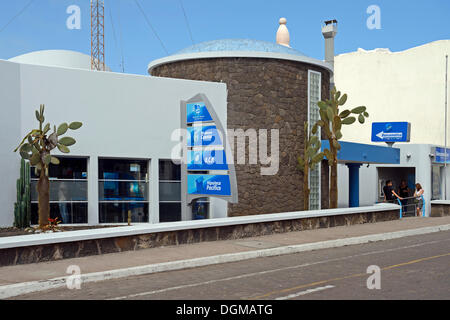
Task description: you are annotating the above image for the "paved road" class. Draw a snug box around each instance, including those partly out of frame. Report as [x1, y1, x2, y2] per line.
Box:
[12, 231, 450, 300]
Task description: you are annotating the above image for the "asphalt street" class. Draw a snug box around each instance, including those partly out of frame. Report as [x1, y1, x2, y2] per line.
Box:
[10, 230, 450, 300]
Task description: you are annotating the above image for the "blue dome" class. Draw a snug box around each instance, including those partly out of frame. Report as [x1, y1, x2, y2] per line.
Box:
[176, 39, 308, 57]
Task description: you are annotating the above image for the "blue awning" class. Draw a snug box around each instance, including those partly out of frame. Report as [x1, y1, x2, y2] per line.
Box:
[321, 140, 400, 164]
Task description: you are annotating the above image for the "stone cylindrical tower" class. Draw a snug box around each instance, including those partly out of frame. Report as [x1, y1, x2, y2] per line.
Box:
[148, 39, 332, 216]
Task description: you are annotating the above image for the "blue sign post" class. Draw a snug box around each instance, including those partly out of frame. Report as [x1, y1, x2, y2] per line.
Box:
[187, 175, 232, 196]
[371, 122, 411, 144]
[187, 149, 229, 171]
[187, 102, 213, 123]
[187, 126, 223, 147]
[181, 93, 238, 221]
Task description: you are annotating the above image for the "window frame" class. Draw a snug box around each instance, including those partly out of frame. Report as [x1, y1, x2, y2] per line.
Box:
[307, 69, 322, 210]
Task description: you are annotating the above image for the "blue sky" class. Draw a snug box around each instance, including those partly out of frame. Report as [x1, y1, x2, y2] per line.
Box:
[0, 0, 449, 75]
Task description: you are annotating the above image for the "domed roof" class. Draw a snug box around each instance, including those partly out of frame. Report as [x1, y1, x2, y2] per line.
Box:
[8, 50, 111, 71]
[148, 38, 332, 74]
[176, 39, 308, 57]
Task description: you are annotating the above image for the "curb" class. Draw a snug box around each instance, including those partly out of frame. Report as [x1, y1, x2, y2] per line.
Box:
[1, 224, 449, 299]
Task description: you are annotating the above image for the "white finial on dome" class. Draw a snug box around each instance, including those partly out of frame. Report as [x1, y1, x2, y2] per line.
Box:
[276, 17, 290, 47]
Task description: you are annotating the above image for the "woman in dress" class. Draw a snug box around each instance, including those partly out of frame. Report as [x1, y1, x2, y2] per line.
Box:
[414, 183, 424, 217]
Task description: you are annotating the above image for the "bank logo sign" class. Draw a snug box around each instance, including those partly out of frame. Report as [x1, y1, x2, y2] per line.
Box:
[434, 147, 450, 164]
[187, 102, 213, 124]
[371, 122, 411, 143]
[181, 93, 238, 211]
[188, 149, 229, 171]
[187, 175, 232, 196]
[187, 126, 223, 147]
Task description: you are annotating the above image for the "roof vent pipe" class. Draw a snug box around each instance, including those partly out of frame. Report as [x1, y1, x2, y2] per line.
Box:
[276, 18, 291, 47]
[322, 19, 338, 89]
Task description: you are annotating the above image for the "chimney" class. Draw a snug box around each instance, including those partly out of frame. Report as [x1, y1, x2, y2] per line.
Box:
[276, 18, 290, 47]
[322, 19, 338, 88]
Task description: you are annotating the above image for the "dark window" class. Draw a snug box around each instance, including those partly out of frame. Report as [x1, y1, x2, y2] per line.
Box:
[30, 157, 88, 225]
[99, 203, 148, 224]
[99, 159, 149, 223]
[159, 160, 181, 181]
[159, 203, 181, 223]
[159, 160, 181, 222]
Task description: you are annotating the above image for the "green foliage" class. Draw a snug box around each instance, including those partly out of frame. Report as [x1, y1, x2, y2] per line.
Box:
[14, 104, 83, 228]
[298, 122, 325, 210]
[298, 122, 324, 173]
[14, 104, 83, 177]
[312, 87, 370, 165]
[14, 159, 31, 229]
[312, 86, 370, 208]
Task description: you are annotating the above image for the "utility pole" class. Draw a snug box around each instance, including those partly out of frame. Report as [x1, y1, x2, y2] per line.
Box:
[91, 0, 105, 71]
[445, 55, 448, 199]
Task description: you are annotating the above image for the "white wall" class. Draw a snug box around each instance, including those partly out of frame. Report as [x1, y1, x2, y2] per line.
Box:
[335, 40, 450, 146]
[0, 59, 228, 226]
[0, 61, 21, 227]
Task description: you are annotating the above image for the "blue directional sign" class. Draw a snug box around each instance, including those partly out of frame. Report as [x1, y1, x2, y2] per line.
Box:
[187, 102, 213, 124]
[187, 149, 229, 171]
[371, 122, 411, 143]
[435, 147, 450, 164]
[187, 126, 223, 147]
[187, 174, 232, 196]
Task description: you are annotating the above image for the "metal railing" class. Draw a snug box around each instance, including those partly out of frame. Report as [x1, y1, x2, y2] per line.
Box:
[396, 195, 426, 219]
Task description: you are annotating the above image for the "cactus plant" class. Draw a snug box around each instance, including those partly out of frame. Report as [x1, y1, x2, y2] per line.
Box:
[14, 104, 82, 228]
[298, 122, 324, 210]
[312, 87, 369, 208]
[14, 159, 31, 229]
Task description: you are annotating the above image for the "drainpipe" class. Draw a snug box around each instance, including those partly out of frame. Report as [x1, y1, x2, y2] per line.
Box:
[322, 20, 338, 90]
[445, 55, 448, 200]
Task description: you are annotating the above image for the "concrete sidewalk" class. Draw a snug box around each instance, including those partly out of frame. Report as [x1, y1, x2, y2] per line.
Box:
[0, 216, 449, 288]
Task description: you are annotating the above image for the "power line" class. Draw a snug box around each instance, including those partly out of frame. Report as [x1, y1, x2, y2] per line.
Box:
[134, 0, 169, 55]
[0, 0, 35, 34]
[179, 0, 194, 45]
[108, 3, 125, 73]
[116, 0, 125, 73]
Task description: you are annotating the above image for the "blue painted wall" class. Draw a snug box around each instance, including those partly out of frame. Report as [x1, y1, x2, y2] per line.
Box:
[321, 141, 400, 164]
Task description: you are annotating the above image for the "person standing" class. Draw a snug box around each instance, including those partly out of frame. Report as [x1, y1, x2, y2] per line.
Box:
[383, 180, 401, 203]
[398, 180, 410, 214]
[414, 183, 425, 217]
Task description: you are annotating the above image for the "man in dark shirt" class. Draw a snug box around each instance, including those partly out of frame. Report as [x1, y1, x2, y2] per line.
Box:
[383, 180, 400, 202]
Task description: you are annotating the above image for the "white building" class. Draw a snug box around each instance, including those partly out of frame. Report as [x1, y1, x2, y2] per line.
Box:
[335, 40, 450, 213]
[335, 40, 450, 146]
[0, 50, 228, 227]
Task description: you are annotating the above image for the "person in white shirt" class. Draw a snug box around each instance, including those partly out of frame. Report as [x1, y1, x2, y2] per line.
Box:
[414, 183, 424, 217]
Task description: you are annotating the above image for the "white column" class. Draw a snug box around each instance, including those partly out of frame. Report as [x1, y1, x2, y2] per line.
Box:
[88, 156, 99, 225]
[149, 159, 159, 224]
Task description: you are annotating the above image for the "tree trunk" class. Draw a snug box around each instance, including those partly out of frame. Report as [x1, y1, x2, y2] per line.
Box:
[330, 162, 338, 208]
[303, 163, 310, 211]
[37, 168, 50, 228]
[329, 140, 338, 209]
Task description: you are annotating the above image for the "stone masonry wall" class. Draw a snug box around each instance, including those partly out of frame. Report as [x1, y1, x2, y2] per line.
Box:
[430, 204, 450, 217]
[0, 209, 398, 267]
[152, 58, 331, 216]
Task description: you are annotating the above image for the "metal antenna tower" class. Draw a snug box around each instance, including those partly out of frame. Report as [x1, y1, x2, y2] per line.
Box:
[91, 0, 105, 71]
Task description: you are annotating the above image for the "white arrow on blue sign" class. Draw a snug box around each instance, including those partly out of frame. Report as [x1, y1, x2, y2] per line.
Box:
[371, 122, 411, 143]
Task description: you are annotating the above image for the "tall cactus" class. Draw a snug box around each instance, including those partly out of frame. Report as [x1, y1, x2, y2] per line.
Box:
[14, 159, 31, 229]
[14, 104, 82, 228]
[298, 121, 324, 211]
[312, 87, 369, 208]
